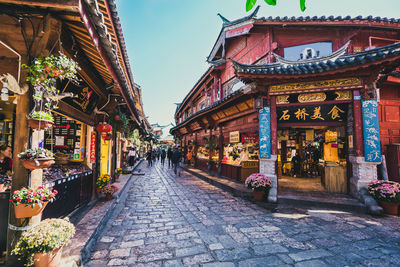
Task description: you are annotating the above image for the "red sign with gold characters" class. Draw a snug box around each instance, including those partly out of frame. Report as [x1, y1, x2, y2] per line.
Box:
[90, 132, 96, 163]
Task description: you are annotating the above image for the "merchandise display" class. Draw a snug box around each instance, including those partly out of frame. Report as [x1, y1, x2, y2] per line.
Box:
[43, 164, 91, 184]
[222, 142, 259, 166]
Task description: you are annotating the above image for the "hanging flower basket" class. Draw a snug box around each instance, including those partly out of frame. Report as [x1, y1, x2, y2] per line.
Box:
[14, 202, 48, 219]
[10, 186, 57, 218]
[19, 148, 55, 170]
[20, 158, 55, 170]
[33, 246, 63, 267]
[11, 218, 75, 267]
[27, 118, 54, 130]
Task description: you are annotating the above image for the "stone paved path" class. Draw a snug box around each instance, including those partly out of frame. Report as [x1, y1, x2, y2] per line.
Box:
[87, 161, 400, 267]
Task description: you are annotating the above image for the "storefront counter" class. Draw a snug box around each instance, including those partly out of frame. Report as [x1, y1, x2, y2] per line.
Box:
[221, 161, 259, 182]
[321, 165, 347, 193]
[221, 163, 242, 180]
[241, 161, 259, 182]
[42, 170, 93, 219]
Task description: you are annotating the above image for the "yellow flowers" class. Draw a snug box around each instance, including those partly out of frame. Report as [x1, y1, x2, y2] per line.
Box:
[96, 174, 111, 188]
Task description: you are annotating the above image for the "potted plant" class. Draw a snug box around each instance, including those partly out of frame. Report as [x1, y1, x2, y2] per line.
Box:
[96, 174, 111, 194]
[203, 135, 217, 173]
[122, 169, 131, 174]
[23, 53, 79, 130]
[115, 168, 122, 179]
[101, 185, 118, 201]
[18, 148, 55, 170]
[367, 180, 400, 215]
[11, 218, 75, 267]
[27, 111, 55, 130]
[245, 173, 272, 201]
[10, 186, 57, 218]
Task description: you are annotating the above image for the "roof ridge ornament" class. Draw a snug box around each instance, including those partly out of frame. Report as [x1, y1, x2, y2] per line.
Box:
[217, 13, 230, 24]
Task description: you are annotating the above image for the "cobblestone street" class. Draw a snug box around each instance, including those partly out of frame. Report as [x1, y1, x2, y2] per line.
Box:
[87, 162, 400, 267]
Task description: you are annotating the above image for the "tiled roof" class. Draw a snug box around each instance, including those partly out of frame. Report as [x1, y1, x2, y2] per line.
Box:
[170, 89, 244, 133]
[231, 42, 400, 76]
[257, 15, 400, 24]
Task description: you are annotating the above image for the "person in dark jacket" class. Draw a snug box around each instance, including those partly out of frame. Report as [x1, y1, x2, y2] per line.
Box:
[146, 150, 153, 167]
[167, 147, 173, 168]
[291, 152, 301, 177]
[172, 147, 182, 176]
[161, 149, 166, 166]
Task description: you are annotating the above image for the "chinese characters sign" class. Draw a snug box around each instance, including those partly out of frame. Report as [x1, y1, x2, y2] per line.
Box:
[277, 104, 348, 123]
[90, 131, 97, 163]
[362, 100, 381, 162]
[259, 107, 271, 159]
[61, 79, 99, 115]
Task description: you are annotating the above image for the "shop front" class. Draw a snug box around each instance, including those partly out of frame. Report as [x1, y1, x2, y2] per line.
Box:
[221, 130, 259, 181]
[275, 99, 351, 194]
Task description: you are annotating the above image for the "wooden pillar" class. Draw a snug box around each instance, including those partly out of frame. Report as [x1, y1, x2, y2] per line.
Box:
[7, 14, 62, 264]
[209, 127, 213, 162]
[270, 95, 278, 155]
[218, 126, 224, 162]
[353, 90, 363, 157]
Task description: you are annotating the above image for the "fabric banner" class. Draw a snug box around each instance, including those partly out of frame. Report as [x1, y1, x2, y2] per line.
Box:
[259, 107, 271, 159]
[362, 100, 381, 162]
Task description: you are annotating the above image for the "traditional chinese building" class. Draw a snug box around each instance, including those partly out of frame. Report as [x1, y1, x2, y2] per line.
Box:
[171, 8, 400, 208]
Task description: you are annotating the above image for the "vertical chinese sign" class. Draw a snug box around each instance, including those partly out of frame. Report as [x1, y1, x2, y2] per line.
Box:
[90, 131, 97, 163]
[259, 107, 271, 159]
[362, 100, 381, 162]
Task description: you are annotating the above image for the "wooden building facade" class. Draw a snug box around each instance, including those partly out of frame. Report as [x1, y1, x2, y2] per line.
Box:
[171, 9, 400, 205]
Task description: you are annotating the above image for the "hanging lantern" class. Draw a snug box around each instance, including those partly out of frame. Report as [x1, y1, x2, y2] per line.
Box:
[96, 122, 112, 133]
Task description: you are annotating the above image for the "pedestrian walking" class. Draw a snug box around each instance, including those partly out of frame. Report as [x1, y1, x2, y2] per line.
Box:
[128, 147, 135, 168]
[167, 147, 173, 168]
[157, 147, 161, 161]
[161, 149, 166, 166]
[172, 146, 182, 176]
[146, 150, 153, 167]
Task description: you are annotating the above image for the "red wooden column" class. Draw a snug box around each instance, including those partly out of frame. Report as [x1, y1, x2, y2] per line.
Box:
[219, 125, 224, 162]
[353, 90, 363, 157]
[270, 95, 278, 155]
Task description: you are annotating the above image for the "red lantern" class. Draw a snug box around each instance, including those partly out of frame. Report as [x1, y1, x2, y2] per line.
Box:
[96, 122, 112, 133]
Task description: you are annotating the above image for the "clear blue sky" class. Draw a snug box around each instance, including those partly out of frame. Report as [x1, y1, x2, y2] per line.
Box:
[116, 0, 400, 136]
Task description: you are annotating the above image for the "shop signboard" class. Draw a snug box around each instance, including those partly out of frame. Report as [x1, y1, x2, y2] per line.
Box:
[259, 107, 271, 159]
[277, 103, 348, 123]
[60, 79, 99, 115]
[241, 133, 258, 143]
[229, 131, 240, 143]
[90, 132, 96, 163]
[362, 100, 381, 162]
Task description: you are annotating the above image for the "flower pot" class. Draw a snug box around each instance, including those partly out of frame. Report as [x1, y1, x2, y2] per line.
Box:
[253, 191, 264, 201]
[33, 246, 63, 267]
[14, 202, 48, 219]
[115, 174, 120, 179]
[21, 158, 55, 170]
[114, 115, 121, 121]
[379, 201, 399, 215]
[105, 193, 113, 201]
[27, 118, 54, 130]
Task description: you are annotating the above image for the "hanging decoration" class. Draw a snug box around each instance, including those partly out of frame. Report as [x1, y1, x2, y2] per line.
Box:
[23, 53, 80, 130]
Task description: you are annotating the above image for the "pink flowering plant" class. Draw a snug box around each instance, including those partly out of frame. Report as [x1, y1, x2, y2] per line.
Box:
[10, 186, 58, 208]
[367, 180, 400, 203]
[245, 173, 272, 192]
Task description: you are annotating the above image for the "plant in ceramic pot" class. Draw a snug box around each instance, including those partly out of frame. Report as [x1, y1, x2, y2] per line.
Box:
[11, 218, 75, 267]
[101, 184, 118, 200]
[10, 186, 57, 218]
[18, 148, 55, 170]
[115, 168, 122, 179]
[95, 174, 111, 194]
[245, 173, 272, 201]
[367, 180, 400, 215]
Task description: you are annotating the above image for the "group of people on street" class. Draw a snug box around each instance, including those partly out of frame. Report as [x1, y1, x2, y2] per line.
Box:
[146, 146, 182, 175]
